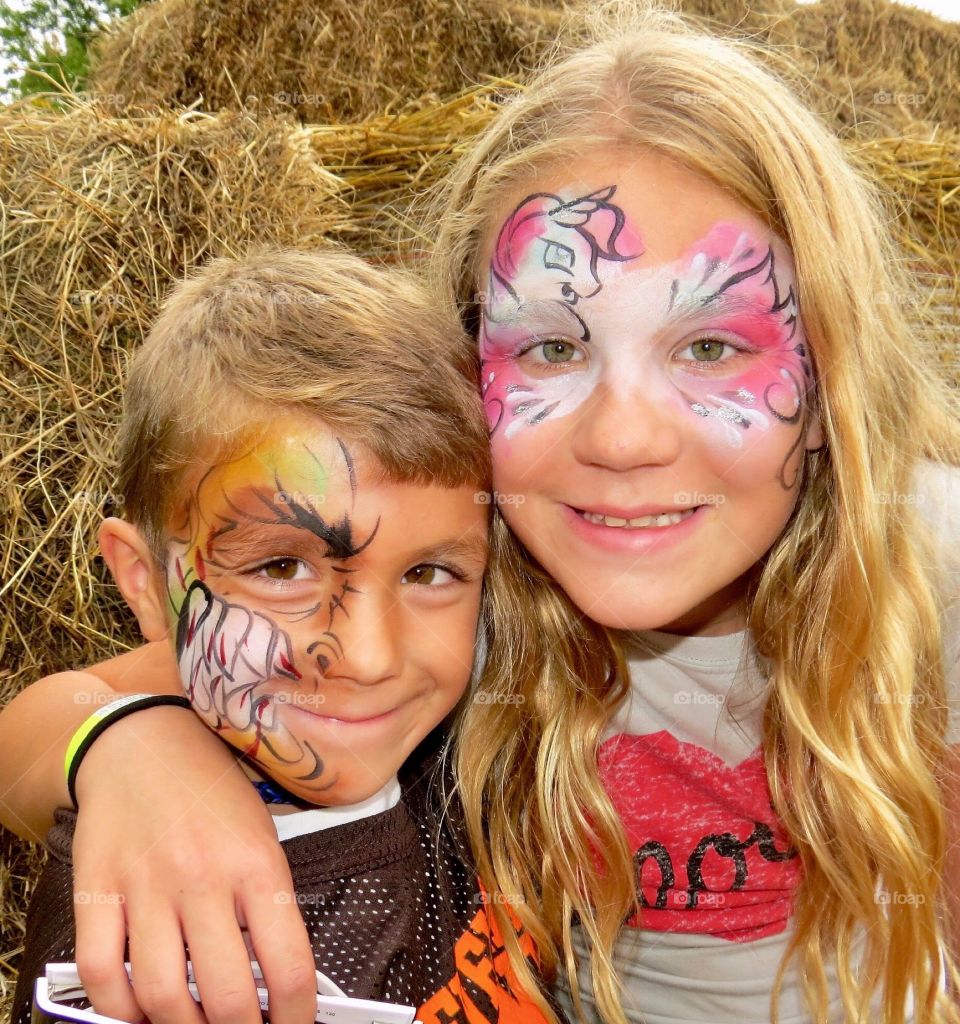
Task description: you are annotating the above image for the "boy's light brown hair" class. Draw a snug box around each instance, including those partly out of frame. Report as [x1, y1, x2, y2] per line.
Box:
[118, 247, 490, 554]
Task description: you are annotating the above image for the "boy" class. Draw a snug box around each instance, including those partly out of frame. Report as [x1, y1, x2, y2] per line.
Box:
[9, 249, 548, 1024]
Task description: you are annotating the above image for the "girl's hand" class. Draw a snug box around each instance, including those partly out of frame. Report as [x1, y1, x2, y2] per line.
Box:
[71, 704, 319, 1024]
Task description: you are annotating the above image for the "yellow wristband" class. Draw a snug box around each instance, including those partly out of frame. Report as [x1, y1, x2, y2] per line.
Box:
[64, 693, 192, 807]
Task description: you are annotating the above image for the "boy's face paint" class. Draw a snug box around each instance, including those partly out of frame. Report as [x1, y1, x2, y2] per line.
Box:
[479, 149, 824, 636]
[163, 419, 487, 805]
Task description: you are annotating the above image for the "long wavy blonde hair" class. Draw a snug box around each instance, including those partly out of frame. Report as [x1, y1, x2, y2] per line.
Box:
[427, 3, 960, 1022]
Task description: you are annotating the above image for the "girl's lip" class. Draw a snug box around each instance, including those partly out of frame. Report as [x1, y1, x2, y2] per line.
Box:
[562, 502, 707, 553]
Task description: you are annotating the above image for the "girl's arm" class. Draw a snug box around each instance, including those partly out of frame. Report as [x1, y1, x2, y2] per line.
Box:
[0, 647, 319, 1024]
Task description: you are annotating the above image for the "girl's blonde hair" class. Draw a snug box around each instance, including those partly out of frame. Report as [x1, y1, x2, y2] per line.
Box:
[429, 3, 960, 1022]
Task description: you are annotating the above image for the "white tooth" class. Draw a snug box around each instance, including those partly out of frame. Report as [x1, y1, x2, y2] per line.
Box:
[585, 508, 697, 529]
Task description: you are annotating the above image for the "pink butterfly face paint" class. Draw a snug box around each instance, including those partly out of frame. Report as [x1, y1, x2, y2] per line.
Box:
[478, 150, 824, 634]
[163, 421, 487, 804]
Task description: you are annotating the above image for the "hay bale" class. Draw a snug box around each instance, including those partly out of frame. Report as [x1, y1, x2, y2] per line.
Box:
[681, 0, 960, 135]
[87, 0, 960, 137]
[89, 0, 566, 121]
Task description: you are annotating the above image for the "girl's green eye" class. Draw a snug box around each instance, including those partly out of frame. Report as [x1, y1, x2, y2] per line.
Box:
[541, 340, 577, 363]
[263, 558, 300, 580]
[690, 339, 726, 362]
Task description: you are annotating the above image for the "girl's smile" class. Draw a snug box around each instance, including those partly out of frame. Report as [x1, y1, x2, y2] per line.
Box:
[479, 148, 824, 636]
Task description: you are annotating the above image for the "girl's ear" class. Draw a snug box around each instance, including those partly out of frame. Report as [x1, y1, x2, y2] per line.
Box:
[99, 518, 171, 642]
[804, 395, 826, 452]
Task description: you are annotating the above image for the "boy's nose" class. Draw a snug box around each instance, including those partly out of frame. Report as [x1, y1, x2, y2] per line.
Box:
[570, 377, 683, 472]
[307, 594, 403, 687]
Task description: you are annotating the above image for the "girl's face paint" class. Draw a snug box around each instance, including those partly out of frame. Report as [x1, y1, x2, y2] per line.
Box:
[479, 149, 824, 636]
[163, 418, 487, 804]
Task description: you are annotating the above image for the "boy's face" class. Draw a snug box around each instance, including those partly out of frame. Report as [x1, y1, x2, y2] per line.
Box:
[159, 416, 488, 805]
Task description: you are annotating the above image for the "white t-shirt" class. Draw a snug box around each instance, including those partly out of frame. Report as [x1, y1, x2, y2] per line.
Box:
[554, 460, 959, 1024]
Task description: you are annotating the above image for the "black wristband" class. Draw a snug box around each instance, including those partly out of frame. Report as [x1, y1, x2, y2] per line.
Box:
[65, 694, 193, 808]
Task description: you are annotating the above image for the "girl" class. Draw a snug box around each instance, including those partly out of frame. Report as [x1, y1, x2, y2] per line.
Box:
[427, 5, 960, 1022]
[2, 3, 958, 1023]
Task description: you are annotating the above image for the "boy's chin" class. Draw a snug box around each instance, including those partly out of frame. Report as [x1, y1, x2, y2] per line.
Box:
[262, 766, 397, 809]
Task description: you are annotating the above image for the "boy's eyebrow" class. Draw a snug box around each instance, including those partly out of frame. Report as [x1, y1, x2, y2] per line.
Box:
[409, 535, 488, 569]
[205, 517, 335, 560]
[209, 485, 376, 561]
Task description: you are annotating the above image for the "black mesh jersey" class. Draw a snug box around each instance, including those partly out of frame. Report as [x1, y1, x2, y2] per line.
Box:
[11, 754, 559, 1024]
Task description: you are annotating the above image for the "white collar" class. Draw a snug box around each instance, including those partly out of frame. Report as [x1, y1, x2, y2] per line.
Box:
[270, 776, 402, 842]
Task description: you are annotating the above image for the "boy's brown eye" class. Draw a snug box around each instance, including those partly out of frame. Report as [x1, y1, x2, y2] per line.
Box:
[403, 565, 438, 585]
[264, 558, 300, 580]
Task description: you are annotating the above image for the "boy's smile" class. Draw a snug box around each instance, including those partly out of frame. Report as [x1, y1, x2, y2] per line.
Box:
[159, 417, 488, 805]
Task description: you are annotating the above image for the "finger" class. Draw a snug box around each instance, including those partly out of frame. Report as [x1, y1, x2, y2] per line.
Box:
[74, 884, 143, 1024]
[125, 904, 207, 1024]
[179, 894, 266, 1024]
[239, 883, 319, 1024]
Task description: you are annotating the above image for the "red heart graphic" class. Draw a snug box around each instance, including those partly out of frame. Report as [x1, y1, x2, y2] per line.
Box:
[598, 730, 801, 941]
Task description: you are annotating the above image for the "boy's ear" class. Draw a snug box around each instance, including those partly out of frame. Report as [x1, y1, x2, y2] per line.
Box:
[99, 518, 171, 643]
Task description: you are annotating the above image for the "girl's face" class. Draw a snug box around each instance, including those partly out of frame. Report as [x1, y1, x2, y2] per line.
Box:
[478, 148, 823, 635]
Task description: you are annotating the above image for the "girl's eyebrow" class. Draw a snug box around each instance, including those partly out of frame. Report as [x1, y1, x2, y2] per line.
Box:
[483, 299, 584, 327]
[669, 290, 782, 323]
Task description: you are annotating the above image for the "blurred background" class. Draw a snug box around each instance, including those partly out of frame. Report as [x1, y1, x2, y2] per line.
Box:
[1, 0, 958, 1015]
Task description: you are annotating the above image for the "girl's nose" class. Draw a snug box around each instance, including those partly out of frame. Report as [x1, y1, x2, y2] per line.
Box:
[308, 592, 403, 688]
[570, 378, 683, 472]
